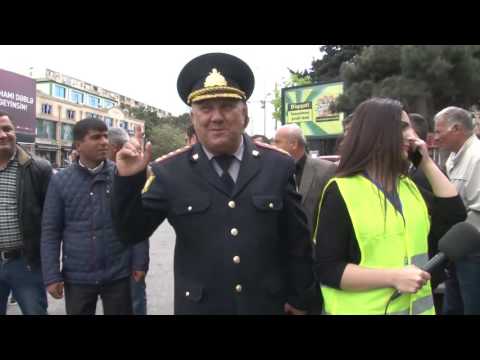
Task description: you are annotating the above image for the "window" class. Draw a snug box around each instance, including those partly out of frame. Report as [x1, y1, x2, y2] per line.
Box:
[41, 103, 52, 114]
[66, 109, 75, 120]
[103, 100, 115, 109]
[62, 124, 74, 141]
[54, 85, 66, 98]
[85, 112, 102, 120]
[87, 95, 100, 108]
[36, 119, 57, 140]
[104, 117, 113, 127]
[70, 90, 84, 104]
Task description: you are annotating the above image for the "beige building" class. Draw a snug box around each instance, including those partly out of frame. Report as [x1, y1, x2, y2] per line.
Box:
[31, 69, 167, 167]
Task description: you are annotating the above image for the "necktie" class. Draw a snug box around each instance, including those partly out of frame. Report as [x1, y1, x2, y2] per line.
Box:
[213, 155, 235, 194]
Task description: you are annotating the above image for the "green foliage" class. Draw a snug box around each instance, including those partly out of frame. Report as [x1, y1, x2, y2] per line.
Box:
[335, 45, 480, 120]
[298, 45, 367, 83]
[127, 105, 191, 158]
[149, 123, 186, 159]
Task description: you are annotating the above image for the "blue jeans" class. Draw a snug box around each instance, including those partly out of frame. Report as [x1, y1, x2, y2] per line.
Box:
[0, 256, 48, 315]
[131, 276, 147, 315]
[455, 258, 480, 315]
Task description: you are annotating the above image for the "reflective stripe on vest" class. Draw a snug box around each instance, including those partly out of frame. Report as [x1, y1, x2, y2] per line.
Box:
[412, 295, 435, 315]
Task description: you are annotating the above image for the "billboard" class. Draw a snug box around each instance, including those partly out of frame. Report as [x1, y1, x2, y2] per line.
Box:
[0, 68, 36, 143]
[281, 81, 344, 137]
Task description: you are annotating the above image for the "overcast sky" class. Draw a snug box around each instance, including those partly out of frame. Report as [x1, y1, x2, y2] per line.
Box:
[0, 45, 322, 137]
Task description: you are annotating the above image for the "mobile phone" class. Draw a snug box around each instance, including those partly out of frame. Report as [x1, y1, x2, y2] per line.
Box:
[408, 148, 422, 168]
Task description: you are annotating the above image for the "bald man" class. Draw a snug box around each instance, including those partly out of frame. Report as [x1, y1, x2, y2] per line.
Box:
[273, 124, 336, 237]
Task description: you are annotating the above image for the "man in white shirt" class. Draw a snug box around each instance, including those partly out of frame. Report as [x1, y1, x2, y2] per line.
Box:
[434, 106, 480, 314]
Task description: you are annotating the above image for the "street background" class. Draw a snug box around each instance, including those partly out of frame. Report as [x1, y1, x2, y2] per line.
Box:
[7, 222, 176, 315]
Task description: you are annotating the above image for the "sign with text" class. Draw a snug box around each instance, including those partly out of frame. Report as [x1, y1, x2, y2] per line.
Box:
[282, 81, 343, 137]
[0, 69, 36, 141]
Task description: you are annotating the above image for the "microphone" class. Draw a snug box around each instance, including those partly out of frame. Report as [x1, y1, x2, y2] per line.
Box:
[390, 222, 480, 301]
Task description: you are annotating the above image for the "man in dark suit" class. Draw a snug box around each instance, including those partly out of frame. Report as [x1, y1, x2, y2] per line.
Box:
[112, 53, 314, 315]
[273, 124, 336, 234]
[273, 124, 336, 314]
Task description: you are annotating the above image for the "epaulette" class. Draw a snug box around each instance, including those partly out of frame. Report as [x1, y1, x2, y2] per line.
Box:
[154, 145, 191, 163]
[254, 141, 291, 157]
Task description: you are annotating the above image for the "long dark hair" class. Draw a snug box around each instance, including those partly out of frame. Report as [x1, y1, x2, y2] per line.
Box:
[337, 98, 409, 190]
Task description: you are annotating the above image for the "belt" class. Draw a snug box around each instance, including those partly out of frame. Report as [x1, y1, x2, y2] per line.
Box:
[0, 249, 23, 262]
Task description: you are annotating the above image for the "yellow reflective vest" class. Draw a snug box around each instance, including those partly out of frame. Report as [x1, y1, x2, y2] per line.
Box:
[315, 175, 435, 315]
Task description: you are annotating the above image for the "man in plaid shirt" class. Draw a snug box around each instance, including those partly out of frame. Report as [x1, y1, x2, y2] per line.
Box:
[0, 111, 52, 315]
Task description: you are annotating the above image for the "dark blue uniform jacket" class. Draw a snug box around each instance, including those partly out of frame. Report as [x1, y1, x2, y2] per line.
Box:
[113, 135, 313, 314]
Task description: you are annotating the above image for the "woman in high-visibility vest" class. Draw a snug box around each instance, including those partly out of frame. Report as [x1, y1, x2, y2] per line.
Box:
[314, 98, 466, 315]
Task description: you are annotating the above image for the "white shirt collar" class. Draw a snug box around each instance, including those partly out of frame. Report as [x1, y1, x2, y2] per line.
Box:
[10, 149, 17, 161]
[201, 136, 244, 162]
[79, 159, 105, 174]
[0, 149, 17, 171]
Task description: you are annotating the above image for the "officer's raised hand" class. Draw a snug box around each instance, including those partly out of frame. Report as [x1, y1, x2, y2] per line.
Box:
[116, 125, 152, 176]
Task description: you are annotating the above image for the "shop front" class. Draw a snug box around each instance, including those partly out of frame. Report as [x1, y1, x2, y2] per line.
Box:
[35, 142, 59, 168]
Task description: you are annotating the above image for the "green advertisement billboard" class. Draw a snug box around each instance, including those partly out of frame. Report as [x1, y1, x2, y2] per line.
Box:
[281, 81, 344, 137]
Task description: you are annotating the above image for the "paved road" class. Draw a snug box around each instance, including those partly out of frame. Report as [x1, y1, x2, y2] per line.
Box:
[7, 222, 176, 315]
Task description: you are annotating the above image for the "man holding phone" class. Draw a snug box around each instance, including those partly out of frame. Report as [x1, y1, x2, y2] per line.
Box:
[434, 106, 480, 314]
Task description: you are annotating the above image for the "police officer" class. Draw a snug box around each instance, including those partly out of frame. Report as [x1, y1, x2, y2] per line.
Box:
[112, 53, 314, 314]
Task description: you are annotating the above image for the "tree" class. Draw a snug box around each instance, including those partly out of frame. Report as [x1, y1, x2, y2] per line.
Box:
[160, 113, 191, 131]
[127, 105, 191, 158]
[299, 45, 368, 83]
[128, 106, 162, 139]
[335, 45, 480, 123]
[149, 123, 186, 159]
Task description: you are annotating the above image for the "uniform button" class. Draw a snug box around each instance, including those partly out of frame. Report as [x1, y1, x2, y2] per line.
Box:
[228, 201, 236, 209]
[235, 284, 242, 293]
[93, 236, 96, 240]
[233, 256, 240, 264]
[230, 228, 239, 236]
[187, 206, 192, 212]
[90, 192, 94, 196]
[185, 291, 190, 297]
[268, 202, 274, 209]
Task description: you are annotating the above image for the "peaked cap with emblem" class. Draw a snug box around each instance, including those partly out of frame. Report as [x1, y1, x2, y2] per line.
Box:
[177, 52, 255, 106]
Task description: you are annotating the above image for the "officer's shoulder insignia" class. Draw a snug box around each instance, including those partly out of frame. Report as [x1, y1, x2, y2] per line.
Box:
[254, 142, 290, 157]
[142, 175, 156, 194]
[154, 145, 191, 163]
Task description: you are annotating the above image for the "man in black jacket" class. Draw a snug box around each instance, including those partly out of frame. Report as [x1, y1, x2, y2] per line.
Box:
[0, 111, 52, 315]
[113, 53, 314, 314]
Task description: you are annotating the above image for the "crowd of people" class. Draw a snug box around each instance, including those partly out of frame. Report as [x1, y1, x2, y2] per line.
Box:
[1, 52, 479, 315]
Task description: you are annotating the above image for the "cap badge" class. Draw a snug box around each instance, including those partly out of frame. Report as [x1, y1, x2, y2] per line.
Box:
[204, 68, 227, 88]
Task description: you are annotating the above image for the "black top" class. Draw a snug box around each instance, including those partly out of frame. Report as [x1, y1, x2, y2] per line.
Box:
[408, 166, 433, 193]
[314, 179, 467, 290]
